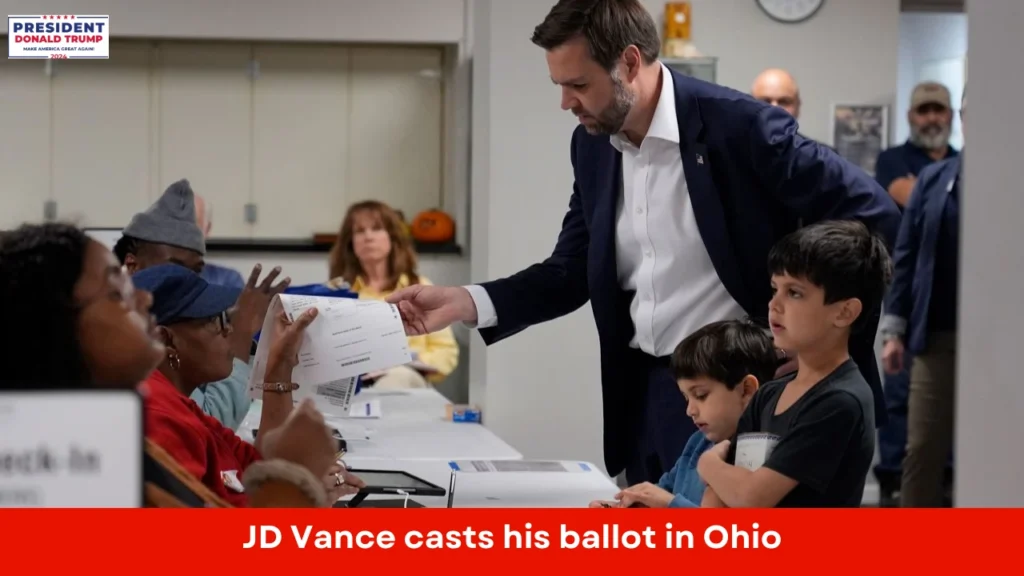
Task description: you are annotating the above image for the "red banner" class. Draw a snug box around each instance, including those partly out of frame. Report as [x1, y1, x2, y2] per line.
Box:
[0, 509, 1012, 572]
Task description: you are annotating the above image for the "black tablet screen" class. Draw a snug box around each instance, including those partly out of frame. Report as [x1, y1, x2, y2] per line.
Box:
[353, 471, 437, 490]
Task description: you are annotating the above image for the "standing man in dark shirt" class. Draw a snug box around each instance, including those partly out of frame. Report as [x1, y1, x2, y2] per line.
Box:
[873, 81, 958, 505]
[880, 90, 966, 508]
[875, 82, 958, 208]
[698, 221, 892, 508]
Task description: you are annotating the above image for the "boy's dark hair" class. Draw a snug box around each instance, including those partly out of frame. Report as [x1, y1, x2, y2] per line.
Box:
[671, 319, 779, 389]
[531, 0, 660, 71]
[767, 220, 893, 332]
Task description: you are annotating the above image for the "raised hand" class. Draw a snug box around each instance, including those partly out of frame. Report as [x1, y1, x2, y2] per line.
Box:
[235, 264, 291, 338]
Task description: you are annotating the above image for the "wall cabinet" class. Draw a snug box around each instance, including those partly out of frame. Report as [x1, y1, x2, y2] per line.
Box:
[0, 40, 445, 239]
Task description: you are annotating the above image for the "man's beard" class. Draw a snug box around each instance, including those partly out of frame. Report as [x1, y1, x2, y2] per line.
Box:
[910, 122, 951, 151]
[577, 71, 635, 135]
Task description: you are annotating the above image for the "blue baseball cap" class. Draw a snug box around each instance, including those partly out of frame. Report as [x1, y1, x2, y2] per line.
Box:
[132, 264, 241, 325]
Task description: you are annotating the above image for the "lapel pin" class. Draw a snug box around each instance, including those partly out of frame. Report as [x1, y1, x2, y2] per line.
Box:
[696, 154, 704, 165]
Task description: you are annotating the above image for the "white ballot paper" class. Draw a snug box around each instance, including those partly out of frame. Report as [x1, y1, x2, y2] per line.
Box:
[248, 294, 412, 416]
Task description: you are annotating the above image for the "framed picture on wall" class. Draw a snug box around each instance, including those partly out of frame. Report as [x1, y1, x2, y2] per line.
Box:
[829, 104, 888, 176]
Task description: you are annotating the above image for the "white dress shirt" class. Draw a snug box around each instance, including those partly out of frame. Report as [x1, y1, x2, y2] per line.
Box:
[466, 64, 744, 357]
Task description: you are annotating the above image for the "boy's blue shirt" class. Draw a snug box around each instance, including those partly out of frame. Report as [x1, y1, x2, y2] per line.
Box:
[657, 431, 714, 508]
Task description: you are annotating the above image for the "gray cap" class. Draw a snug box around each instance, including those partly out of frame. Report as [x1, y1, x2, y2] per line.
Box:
[123, 179, 206, 255]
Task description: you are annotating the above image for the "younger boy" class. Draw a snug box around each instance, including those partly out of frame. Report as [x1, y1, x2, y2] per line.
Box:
[590, 319, 779, 508]
[698, 220, 893, 508]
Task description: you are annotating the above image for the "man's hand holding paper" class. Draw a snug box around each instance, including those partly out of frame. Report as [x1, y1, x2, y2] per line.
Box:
[385, 284, 479, 335]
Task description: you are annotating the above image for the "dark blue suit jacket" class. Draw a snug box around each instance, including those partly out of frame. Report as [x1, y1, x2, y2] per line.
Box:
[479, 69, 901, 475]
[883, 156, 961, 355]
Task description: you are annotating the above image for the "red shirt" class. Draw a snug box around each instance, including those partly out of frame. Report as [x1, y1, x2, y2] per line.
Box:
[143, 371, 260, 507]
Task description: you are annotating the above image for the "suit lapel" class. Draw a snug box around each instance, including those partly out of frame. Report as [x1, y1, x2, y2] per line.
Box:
[922, 157, 959, 254]
[672, 73, 751, 311]
[589, 140, 622, 295]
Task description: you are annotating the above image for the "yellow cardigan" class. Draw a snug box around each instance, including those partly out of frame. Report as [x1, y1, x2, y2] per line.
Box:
[327, 274, 459, 383]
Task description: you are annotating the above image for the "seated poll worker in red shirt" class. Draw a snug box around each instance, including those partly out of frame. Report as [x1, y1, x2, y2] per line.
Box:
[133, 264, 364, 507]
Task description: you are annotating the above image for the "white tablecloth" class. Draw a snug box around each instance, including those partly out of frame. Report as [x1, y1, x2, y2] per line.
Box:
[239, 388, 521, 460]
[241, 387, 617, 507]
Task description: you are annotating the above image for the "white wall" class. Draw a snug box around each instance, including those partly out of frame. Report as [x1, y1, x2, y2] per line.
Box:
[471, 0, 902, 472]
[958, 0, 1024, 507]
[896, 12, 968, 146]
[471, 0, 606, 470]
[641, 0, 901, 144]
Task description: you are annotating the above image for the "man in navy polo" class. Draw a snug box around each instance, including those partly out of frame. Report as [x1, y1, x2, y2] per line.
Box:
[876, 82, 958, 208]
[873, 81, 958, 506]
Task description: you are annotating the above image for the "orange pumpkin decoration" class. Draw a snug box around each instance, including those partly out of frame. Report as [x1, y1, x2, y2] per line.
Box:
[410, 209, 455, 244]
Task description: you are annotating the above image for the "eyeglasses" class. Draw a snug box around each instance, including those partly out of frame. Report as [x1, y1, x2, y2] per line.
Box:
[167, 309, 232, 334]
[206, 310, 232, 333]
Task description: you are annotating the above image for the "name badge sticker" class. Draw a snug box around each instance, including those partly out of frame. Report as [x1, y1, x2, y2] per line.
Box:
[221, 470, 245, 493]
[0, 390, 143, 507]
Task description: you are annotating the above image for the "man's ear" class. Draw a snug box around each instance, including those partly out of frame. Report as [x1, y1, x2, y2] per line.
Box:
[622, 45, 642, 81]
[833, 298, 863, 329]
[124, 253, 139, 274]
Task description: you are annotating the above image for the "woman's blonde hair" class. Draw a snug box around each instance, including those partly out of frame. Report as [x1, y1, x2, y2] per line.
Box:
[328, 200, 419, 291]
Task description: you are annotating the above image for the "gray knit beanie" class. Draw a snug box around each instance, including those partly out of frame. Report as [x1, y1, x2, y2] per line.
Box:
[122, 179, 206, 255]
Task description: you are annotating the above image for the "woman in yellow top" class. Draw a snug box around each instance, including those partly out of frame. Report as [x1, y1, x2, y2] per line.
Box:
[327, 200, 459, 389]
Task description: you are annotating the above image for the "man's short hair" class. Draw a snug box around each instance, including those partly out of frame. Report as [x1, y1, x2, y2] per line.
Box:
[531, 0, 660, 70]
[112, 234, 142, 264]
[767, 220, 893, 332]
[671, 318, 779, 388]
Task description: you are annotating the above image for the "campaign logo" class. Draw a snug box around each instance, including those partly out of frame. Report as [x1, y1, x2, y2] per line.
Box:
[8, 15, 109, 59]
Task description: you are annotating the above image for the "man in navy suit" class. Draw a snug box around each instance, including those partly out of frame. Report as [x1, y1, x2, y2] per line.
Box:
[388, 0, 900, 484]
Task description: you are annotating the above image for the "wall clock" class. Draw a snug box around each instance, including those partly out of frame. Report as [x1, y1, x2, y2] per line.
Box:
[756, 0, 825, 24]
